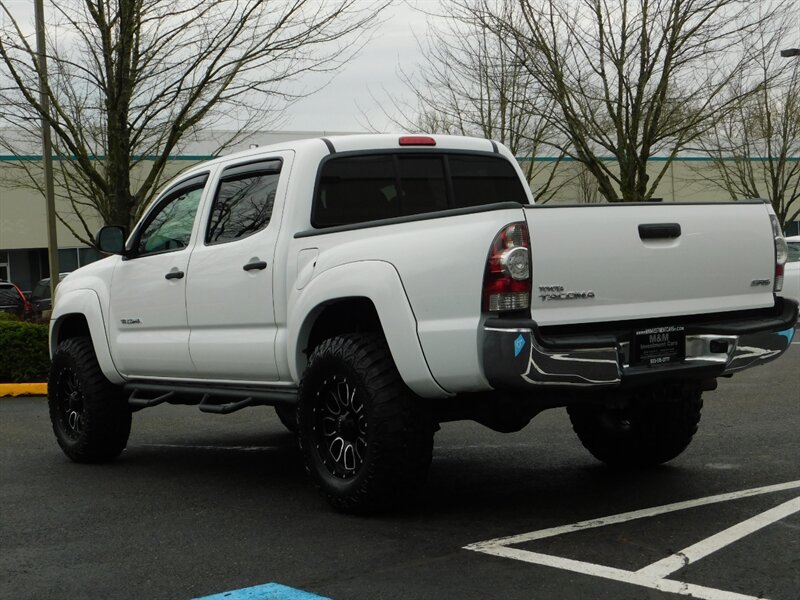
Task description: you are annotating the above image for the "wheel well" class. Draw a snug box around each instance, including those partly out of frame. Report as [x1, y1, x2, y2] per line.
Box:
[304, 298, 383, 357]
[55, 314, 91, 346]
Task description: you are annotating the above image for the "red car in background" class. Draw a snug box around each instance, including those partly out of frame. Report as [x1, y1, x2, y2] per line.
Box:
[0, 280, 33, 320]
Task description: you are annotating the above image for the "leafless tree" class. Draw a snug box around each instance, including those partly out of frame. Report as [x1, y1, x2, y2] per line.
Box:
[693, 19, 800, 227]
[0, 0, 386, 243]
[466, 0, 786, 203]
[369, 1, 565, 202]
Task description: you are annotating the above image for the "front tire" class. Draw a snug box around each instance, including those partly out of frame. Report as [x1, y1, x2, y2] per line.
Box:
[48, 337, 131, 463]
[568, 384, 702, 467]
[297, 333, 434, 512]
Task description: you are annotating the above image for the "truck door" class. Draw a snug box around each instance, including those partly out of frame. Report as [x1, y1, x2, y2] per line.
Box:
[108, 173, 210, 378]
[185, 153, 292, 381]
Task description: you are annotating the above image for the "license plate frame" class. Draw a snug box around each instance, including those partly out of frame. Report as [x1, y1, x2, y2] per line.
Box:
[631, 325, 686, 366]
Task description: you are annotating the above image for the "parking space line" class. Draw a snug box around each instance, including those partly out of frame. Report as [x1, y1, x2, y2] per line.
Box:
[465, 479, 800, 550]
[477, 546, 760, 600]
[465, 480, 800, 600]
[637, 495, 800, 579]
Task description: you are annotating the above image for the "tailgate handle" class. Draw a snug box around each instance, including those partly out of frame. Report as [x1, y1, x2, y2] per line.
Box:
[638, 223, 681, 240]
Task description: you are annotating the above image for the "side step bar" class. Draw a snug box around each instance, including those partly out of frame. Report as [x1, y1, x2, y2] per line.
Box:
[125, 382, 298, 414]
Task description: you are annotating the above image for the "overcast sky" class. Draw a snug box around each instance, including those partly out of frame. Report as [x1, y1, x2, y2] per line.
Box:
[1, 0, 437, 134]
[282, 1, 435, 133]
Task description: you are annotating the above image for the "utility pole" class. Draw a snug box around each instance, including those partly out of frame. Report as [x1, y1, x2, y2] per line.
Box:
[34, 0, 59, 308]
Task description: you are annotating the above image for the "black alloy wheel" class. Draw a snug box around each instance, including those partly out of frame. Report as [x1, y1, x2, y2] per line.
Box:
[313, 374, 367, 478]
[297, 333, 434, 512]
[48, 337, 131, 462]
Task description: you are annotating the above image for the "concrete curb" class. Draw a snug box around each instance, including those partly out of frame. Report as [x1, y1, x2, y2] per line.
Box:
[0, 383, 47, 397]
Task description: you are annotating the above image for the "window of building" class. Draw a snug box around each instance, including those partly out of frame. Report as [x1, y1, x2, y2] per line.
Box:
[0, 250, 8, 281]
[313, 152, 527, 227]
[206, 161, 282, 245]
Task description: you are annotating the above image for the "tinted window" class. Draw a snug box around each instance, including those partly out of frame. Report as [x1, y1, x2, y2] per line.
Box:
[206, 167, 281, 245]
[313, 153, 526, 227]
[137, 187, 203, 255]
[317, 155, 397, 226]
[398, 156, 448, 214]
[449, 155, 528, 207]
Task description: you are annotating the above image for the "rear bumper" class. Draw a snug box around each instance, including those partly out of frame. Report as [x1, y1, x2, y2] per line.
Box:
[483, 298, 798, 390]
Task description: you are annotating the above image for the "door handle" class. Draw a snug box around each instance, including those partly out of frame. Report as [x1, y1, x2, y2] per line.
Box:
[164, 270, 185, 280]
[638, 223, 681, 240]
[243, 260, 268, 271]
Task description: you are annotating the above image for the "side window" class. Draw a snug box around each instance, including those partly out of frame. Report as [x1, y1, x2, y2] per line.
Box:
[137, 186, 204, 256]
[206, 164, 281, 245]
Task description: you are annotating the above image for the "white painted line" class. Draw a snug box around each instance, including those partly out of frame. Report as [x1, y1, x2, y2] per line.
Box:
[465, 479, 800, 550]
[465, 481, 800, 600]
[637, 496, 800, 579]
[477, 545, 762, 600]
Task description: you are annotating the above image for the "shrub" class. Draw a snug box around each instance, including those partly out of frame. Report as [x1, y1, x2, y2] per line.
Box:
[0, 320, 50, 382]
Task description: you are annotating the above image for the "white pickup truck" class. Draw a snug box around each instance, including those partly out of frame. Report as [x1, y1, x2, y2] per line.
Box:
[48, 134, 797, 511]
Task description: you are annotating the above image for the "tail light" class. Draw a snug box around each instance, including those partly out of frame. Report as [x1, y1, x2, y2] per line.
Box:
[769, 214, 787, 292]
[482, 222, 531, 312]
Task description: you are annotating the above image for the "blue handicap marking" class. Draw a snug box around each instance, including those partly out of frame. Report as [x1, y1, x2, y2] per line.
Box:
[192, 582, 331, 600]
[777, 327, 795, 343]
[514, 334, 526, 357]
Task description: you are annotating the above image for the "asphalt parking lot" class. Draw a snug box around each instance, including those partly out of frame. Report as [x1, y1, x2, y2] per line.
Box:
[2, 344, 798, 600]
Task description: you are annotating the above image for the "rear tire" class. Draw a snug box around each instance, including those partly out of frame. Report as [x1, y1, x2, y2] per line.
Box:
[297, 333, 434, 512]
[48, 337, 131, 462]
[568, 384, 702, 467]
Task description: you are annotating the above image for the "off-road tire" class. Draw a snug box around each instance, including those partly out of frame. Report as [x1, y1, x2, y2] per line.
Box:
[568, 385, 703, 467]
[297, 333, 434, 512]
[274, 404, 298, 433]
[48, 337, 131, 463]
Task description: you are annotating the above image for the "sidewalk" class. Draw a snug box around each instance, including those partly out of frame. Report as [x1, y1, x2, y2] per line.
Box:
[0, 384, 47, 397]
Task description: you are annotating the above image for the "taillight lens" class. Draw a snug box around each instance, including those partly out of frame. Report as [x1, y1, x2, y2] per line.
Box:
[769, 214, 787, 292]
[482, 222, 531, 312]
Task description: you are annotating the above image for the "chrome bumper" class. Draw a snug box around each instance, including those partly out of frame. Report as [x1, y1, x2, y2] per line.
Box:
[482, 300, 797, 390]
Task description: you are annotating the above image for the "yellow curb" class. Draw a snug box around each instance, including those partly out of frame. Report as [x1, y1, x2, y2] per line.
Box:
[0, 383, 48, 397]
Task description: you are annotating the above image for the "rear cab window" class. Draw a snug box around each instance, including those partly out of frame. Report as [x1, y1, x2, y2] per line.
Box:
[312, 152, 527, 228]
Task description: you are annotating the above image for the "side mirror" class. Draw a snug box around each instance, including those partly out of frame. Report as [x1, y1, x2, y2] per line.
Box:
[96, 226, 128, 255]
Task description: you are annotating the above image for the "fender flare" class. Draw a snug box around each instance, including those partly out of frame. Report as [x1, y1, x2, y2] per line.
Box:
[288, 260, 449, 398]
[50, 289, 124, 385]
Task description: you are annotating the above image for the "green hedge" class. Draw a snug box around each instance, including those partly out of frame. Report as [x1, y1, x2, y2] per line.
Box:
[0, 319, 50, 382]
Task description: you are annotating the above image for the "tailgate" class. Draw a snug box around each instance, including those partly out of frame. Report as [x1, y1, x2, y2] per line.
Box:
[525, 202, 776, 326]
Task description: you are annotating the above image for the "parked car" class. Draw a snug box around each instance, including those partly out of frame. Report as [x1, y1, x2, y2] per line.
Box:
[29, 273, 70, 317]
[782, 235, 800, 304]
[0, 280, 32, 319]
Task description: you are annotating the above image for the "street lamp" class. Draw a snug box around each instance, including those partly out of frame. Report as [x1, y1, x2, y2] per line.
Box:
[780, 48, 800, 57]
